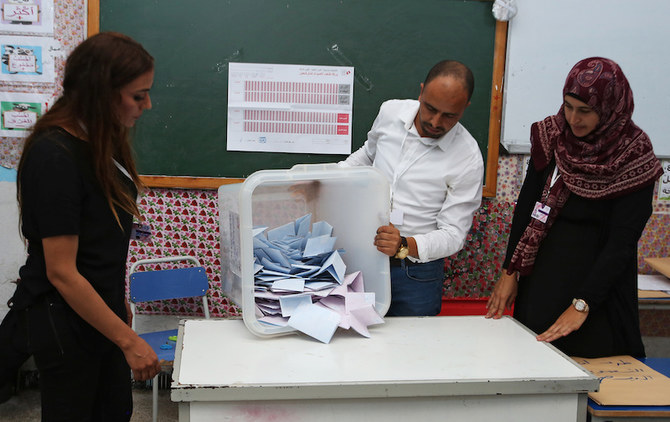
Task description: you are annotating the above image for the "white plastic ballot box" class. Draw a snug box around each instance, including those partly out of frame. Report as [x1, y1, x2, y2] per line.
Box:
[217, 164, 391, 337]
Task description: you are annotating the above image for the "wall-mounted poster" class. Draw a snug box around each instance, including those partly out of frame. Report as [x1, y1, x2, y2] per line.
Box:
[227, 62, 354, 155]
[0, 91, 51, 137]
[0, 35, 53, 82]
[0, 0, 54, 35]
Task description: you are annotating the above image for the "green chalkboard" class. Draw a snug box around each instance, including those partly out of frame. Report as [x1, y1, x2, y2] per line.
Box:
[99, 0, 498, 179]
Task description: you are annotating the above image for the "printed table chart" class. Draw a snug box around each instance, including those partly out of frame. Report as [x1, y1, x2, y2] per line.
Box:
[227, 63, 354, 155]
[172, 316, 598, 422]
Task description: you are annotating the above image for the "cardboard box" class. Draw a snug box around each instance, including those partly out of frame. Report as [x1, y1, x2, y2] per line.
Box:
[645, 257, 670, 279]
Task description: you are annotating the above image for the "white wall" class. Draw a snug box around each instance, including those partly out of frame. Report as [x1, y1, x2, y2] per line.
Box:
[0, 169, 27, 319]
[502, 0, 670, 157]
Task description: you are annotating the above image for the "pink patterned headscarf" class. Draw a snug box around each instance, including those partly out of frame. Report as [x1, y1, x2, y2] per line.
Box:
[507, 57, 662, 276]
[531, 57, 662, 199]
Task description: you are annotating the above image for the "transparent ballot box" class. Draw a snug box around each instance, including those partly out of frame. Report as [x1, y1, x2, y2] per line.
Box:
[218, 164, 391, 337]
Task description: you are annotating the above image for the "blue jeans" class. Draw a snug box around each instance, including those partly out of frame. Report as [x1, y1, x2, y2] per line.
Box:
[387, 258, 445, 316]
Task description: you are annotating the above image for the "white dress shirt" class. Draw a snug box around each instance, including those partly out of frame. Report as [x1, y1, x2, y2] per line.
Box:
[340, 99, 484, 262]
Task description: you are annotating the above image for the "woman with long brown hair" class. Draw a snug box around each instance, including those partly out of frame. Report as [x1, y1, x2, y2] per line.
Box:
[4, 32, 161, 420]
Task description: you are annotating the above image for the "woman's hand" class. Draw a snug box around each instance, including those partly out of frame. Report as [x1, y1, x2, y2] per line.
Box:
[122, 336, 162, 382]
[43, 235, 161, 382]
[485, 271, 518, 319]
[536, 306, 588, 343]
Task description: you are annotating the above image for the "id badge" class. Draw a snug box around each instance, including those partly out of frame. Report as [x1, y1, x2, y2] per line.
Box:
[390, 208, 404, 225]
[531, 202, 551, 223]
[131, 222, 152, 241]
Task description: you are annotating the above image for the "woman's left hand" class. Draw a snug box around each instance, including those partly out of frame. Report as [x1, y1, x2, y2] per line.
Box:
[536, 306, 588, 343]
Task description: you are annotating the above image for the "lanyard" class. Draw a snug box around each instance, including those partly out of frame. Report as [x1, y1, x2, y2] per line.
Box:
[532, 166, 561, 224]
[80, 120, 133, 183]
[113, 159, 132, 181]
[390, 131, 437, 210]
[550, 166, 560, 188]
[542, 166, 560, 204]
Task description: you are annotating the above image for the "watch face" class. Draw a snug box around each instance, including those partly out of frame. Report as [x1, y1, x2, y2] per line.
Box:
[395, 246, 409, 259]
[574, 299, 587, 312]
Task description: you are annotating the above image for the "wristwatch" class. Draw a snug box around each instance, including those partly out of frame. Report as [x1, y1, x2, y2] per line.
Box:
[572, 298, 589, 313]
[394, 236, 409, 259]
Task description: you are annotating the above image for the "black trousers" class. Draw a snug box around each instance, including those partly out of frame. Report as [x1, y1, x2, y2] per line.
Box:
[0, 307, 30, 388]
[18, 296, 133, 422]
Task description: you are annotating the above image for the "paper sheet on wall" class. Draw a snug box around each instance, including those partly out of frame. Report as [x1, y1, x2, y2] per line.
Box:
[0, 91, 52, 137]
[573, 355, 670, 406]
[0, 36, 56, 83]
[0, 0, 54, 35]
[227, 62, 354, 155]
[659, 160, 670, 202]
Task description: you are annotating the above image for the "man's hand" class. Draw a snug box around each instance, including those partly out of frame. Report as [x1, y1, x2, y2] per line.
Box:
[374, 224, 402, 256]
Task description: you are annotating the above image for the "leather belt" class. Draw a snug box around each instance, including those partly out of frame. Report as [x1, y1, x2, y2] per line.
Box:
[389, 257, 419, 267]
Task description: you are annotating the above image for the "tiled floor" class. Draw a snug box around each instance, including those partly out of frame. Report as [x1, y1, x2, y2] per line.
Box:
[643, 335, 670, 359]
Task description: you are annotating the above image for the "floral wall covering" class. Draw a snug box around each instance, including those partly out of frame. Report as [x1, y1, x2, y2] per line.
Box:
[127, 157, 668, 325]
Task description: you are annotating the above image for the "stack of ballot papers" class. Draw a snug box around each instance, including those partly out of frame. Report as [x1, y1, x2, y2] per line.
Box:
[253, 214, 384, 343]
[639, 257, 670, 298]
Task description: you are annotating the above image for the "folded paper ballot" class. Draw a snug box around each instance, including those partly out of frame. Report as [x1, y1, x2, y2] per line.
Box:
[253, 214, 384, 343]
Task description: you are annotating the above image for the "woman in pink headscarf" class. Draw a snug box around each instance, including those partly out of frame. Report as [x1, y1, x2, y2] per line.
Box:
[486, 57, 663, 358]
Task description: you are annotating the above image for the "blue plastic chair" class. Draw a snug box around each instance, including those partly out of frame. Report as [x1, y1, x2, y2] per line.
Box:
[128, 256, 210, 422]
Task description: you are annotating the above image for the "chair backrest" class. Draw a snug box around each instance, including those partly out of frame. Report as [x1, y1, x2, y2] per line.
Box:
[129, 256, 211, 329]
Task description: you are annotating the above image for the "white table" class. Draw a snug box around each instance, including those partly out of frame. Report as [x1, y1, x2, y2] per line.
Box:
[171, 316, 598, 422]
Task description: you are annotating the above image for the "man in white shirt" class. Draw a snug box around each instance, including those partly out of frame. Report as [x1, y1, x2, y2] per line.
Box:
[340, 60, 484, 316]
